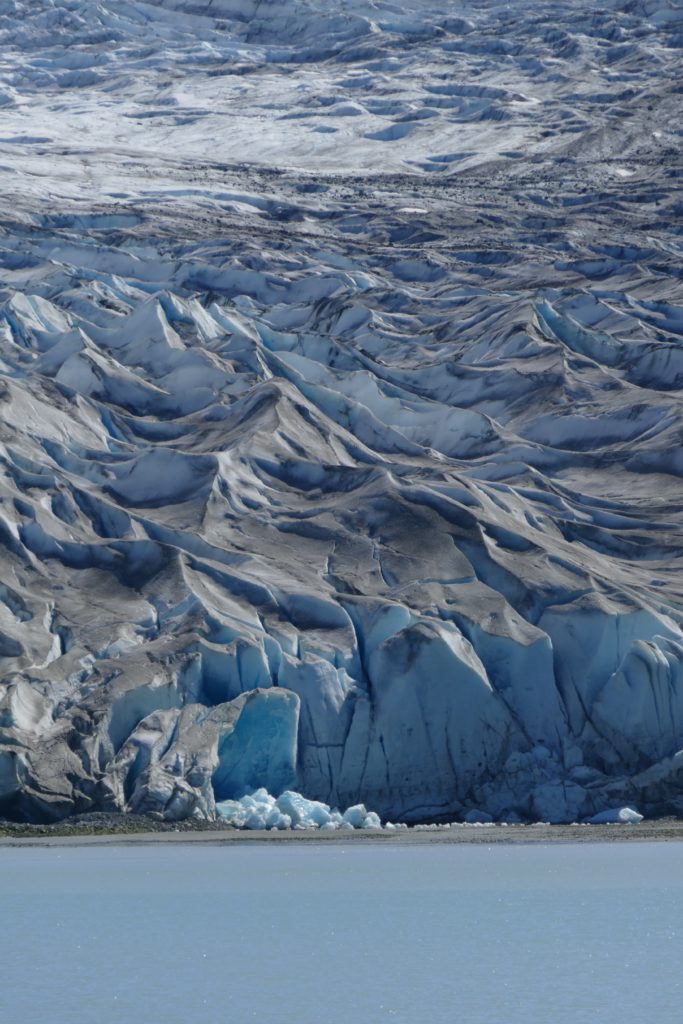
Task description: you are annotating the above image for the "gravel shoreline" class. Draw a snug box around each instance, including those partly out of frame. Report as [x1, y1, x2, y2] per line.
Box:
[3, 816, 683, 848]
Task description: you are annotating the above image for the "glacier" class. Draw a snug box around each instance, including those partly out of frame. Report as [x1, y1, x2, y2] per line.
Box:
[0, 0, 683, 825]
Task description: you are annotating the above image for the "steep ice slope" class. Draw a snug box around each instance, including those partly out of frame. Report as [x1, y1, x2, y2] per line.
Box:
[0, 0, 682, 822]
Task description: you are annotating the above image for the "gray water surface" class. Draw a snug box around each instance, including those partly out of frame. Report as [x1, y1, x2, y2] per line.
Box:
[1, 841, 681, 1024]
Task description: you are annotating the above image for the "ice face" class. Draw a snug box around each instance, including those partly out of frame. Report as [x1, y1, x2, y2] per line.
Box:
[212, 689, 300, 801]
[0, 0, 682, 825]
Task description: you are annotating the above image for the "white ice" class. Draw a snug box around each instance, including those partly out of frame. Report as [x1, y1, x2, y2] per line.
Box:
[216, 789, 383, 830]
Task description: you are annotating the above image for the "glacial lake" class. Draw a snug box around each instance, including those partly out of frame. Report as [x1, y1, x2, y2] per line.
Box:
[1, 840, 681, 1024]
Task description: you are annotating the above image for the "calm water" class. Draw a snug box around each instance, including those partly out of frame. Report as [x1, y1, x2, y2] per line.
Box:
[1, 840, 681, 1024]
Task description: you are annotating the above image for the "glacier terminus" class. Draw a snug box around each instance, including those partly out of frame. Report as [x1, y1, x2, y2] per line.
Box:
[0, 0, 683, 826]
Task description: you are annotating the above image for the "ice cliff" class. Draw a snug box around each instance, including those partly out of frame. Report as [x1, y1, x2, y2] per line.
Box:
[1, 0, 683, 823]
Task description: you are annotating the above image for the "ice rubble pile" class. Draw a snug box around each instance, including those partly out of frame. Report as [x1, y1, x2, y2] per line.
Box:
[216, 791, 644, 829]
[216, 788, 383, 830]
[0, 0, 682, 825]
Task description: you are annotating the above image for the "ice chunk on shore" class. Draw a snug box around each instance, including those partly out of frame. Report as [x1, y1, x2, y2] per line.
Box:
[276, 790, 342, 828]
[342, 803, 369, 828]
[464, 809, 494, 824]
[587, 807, 644, 824]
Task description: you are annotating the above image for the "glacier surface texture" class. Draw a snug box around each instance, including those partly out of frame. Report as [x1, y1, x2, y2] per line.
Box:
[1, 0, 683, 824]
